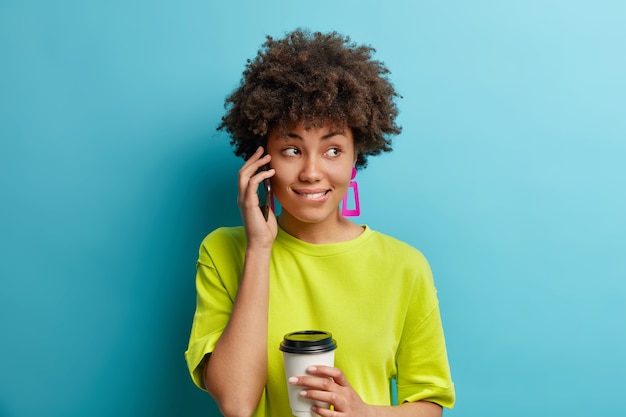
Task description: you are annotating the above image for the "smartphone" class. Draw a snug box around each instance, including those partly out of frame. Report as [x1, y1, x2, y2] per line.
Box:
[259, 178, 272, 221]
[257, 167, 272, 221]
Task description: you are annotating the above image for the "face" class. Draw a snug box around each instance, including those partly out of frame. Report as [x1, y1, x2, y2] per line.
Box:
[266, 121, 357, 229]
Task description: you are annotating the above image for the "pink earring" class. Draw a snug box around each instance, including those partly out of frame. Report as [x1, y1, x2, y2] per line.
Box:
[342, 167, 360, 217]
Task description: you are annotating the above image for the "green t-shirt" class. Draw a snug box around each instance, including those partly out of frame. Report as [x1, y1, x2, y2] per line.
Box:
[185, 225, 455, 415]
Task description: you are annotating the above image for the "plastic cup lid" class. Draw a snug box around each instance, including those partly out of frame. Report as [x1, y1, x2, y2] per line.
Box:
[279, 330, 337, 354]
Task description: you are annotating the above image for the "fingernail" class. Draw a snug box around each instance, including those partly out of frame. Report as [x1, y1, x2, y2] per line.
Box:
[288, 377, 298, 384]
[299, 390, 307, 397]
[307, 366, 317, 372]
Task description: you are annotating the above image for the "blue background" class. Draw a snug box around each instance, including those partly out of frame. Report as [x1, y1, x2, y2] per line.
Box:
[1, 1, 625, 416]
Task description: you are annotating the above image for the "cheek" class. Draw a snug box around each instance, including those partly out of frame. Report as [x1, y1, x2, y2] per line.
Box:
[335, 166, 355, 184]
[268, 166, 292, 192]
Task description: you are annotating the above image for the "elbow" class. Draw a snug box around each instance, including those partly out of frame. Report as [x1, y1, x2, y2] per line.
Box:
[206, 382, 259, 417]
[216, 401, 258, 417]
[203, 358, 263, 417]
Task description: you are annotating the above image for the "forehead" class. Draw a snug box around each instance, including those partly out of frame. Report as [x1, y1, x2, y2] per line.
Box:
[270, 120, 351, 138]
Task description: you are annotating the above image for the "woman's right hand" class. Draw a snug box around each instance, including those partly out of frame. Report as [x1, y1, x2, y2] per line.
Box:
[238, 146, 277, 249]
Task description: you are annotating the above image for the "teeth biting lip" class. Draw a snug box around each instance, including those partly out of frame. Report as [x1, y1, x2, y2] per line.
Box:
[294, 190, 330, 200]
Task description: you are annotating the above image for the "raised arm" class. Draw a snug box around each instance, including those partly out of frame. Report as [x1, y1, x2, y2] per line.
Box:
[203, 147, 276, 417]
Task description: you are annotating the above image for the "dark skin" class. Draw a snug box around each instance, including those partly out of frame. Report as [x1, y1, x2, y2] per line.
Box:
[204, 124, 443, 417]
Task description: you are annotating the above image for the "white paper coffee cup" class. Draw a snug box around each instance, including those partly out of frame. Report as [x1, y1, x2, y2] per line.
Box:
[280, 331, 337, 417]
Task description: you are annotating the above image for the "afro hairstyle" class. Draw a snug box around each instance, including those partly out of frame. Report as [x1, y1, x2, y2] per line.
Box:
[218, 29, 402, 168]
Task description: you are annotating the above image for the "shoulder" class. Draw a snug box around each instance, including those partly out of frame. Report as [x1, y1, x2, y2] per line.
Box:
[198, 226, 246, 264]
[201, 226, 246, 246]
[363, 229, 439, 311]
[363, 228, 435, 290]
[367, 229, 430, 267]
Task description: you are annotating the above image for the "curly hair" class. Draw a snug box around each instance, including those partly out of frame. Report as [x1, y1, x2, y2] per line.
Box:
[217, 29, 402, 168]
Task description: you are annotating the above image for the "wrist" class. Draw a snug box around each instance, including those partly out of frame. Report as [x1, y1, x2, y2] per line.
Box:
[369, 405, 382, 417]
[245, 241, 274, 255]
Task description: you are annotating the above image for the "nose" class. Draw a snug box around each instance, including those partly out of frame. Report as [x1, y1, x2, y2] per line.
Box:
[299, 155, 323, 182]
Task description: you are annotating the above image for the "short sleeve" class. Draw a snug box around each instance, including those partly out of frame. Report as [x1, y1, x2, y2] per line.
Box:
[396, 305, 455, 407]
[395, 256, 455, 408]
[184, 228, 245, 390]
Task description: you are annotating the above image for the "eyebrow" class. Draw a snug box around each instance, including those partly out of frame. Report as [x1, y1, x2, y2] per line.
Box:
[285, 130, 346, 140]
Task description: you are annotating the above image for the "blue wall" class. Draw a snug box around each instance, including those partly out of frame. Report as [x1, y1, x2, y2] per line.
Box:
[1, 1, 624, 416]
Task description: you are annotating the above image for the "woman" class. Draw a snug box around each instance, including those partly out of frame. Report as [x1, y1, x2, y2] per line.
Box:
[186, 29, 455, 417]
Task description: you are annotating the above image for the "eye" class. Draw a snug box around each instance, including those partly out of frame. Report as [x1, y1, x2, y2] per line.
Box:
[282, 147, 300, 156]
[325, 147, 341, 157]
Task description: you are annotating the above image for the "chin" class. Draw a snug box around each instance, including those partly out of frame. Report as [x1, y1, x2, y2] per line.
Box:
[282, 208, 338, 225]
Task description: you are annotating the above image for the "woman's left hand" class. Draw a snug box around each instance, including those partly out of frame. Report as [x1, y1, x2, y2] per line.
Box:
[289, 365, 376, 417]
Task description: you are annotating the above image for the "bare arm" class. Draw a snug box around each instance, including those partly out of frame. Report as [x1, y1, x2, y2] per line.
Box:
[203, 148, 276, 417]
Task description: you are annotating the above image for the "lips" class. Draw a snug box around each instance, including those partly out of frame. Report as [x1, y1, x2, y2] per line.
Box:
[294, 189, 330, 200]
